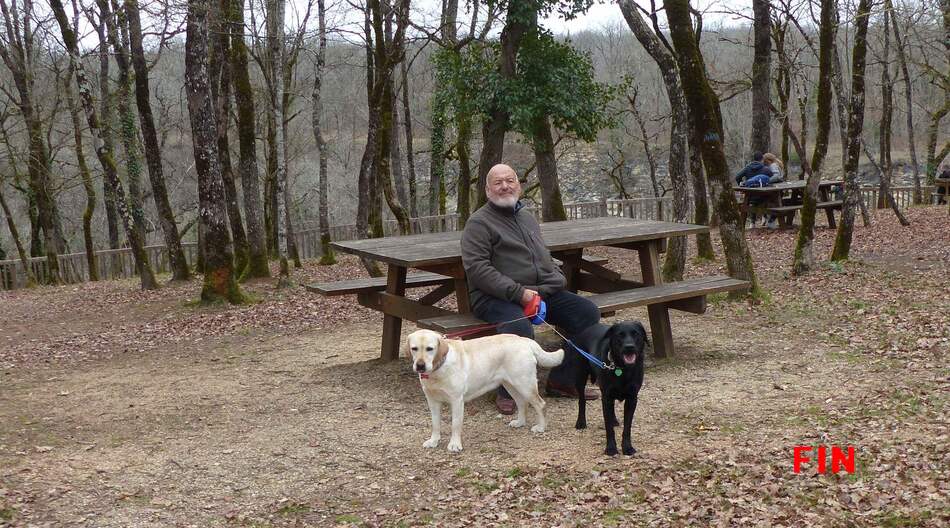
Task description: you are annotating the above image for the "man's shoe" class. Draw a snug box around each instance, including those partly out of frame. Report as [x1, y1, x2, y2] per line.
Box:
[545, 381, 599, 400]
[496, 396, 517, 415]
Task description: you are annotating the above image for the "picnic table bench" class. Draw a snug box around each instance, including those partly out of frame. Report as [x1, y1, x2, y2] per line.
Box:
[735, 180, 843, 228]
[308, 217, 750, 360]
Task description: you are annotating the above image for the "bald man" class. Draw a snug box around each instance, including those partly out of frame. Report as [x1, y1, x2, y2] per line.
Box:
[460, 164, 600, 415]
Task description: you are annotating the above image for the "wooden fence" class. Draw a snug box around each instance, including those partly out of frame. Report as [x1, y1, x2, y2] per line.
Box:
[0, 185, 933, 291]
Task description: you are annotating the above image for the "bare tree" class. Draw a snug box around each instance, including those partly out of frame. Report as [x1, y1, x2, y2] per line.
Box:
[311, 0, 334, 264]
[0, 0, 65, 283]
[185, 0, 245, 302]
[832, 0, 873, 261]
[888, 0, 923, 204]
[791, 0, 834, 276]
[208, 0, 250, 276]
[665, 0, 760, 297]
[50, 0, 158, 289]
[228, 0, 270, 278]
[123, 0, 191, 280]
[750, 0, 771, 154]
[265, 0, 291, 285]
[618, 0, 691, 280]
[0, 173, 32, 284]
[63, 65, 98, 281]
[368, 0, 411, 234]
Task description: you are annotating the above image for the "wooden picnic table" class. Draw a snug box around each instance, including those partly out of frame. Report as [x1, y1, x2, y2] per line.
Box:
[934, 178, 950, 203]
[313, 217, 748, 361]
[734, 180, 843, 228]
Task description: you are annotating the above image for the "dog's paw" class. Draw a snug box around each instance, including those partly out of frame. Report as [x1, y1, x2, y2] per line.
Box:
[446, 439, 463, 453]
[623, 445, 637, 456]
[604, 446, 619, 457]
[530, 424, 545, 433]
[574, 420, 587, 430]
[508, 419, 526, 428]
[422, 437, 440, 449]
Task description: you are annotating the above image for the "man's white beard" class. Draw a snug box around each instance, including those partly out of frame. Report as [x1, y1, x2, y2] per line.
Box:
[488, 194, 518, 208]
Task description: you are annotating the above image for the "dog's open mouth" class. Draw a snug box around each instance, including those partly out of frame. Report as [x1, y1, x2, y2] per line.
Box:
[622, 353, 637, 365]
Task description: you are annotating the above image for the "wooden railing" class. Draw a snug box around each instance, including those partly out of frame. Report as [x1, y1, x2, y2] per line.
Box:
[0, 243, 199, 291]
[0, 186, 934, 291]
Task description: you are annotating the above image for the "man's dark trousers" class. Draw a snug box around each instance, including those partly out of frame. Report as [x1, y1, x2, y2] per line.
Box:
[471, 289, 600, 392]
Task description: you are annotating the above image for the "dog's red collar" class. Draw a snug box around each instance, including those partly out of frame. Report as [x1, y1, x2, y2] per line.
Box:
[419, 373, 429, 380]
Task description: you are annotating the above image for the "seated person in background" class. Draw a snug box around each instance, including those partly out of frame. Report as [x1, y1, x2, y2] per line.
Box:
[461, 164, 601, 415]
[736, 152, 774, 225]
[937, 167, 950, 205]
[734, 151, 772, 185]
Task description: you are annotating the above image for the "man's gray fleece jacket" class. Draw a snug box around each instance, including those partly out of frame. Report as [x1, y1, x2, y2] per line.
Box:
[460, 201, 566, 310]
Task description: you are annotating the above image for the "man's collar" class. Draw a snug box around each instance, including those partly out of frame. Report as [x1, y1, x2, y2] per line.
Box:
[487, 199, 524, 215]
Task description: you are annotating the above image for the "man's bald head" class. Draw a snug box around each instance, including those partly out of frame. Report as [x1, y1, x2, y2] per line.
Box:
[485, 164, 521, 208]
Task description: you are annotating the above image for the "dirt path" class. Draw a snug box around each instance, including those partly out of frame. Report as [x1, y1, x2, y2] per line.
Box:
[1, 208, 948, 527]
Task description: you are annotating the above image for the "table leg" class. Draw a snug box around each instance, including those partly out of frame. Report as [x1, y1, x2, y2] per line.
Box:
[739, 193, 751, 226]
[553, 249, 583, 293]
[380, 265, 407, 361]
[448, 264, 471, 314]
[638, 241, 674, 358]
[820, 187, 837, 228]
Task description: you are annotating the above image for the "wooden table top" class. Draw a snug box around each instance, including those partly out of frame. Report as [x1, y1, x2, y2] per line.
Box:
[733, 180, 842, 194]
[331, 217, 709, 267]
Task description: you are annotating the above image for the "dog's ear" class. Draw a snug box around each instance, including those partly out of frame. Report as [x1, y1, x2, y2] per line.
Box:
[598, 325, 615, 358]
[633, 321, 649, 345]
[434, 337, 450, 364]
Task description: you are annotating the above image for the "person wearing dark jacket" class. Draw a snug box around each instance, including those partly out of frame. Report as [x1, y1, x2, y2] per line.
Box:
[461, 164, 601, 415]
[735, 152, 774, 225]
[734, 151, 773, 185]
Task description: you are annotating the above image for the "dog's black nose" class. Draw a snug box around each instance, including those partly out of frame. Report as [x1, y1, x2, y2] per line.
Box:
[414, 362, 426, 372]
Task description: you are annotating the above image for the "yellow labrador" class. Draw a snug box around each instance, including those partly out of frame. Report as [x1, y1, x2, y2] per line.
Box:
[406, 329, 564, 452]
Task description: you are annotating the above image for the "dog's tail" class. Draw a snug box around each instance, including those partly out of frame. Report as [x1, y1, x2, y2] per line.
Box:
[532, 344, 564, 369]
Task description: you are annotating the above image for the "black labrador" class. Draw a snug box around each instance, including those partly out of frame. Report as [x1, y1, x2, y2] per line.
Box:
[567, 321, 648, 456]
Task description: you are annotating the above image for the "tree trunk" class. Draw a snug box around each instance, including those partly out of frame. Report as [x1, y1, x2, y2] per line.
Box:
[185, 0, 244, 302]
[208, 0, 249, 276]
[0, 0, 62, 283]
[400, 59, 418, 218]
[312, 0, 335, 265]
[831, 0, 872, 262]
[475, 0, 534, 208]
[391, 94, 409, 217]
[428, 95, 448, 216]
[878, 6, 895, 213]
[97, 17, 120, 256]
[925, 97, 949, 184]
[665, 0, 759, 297]
[532, 115, 567, 222]
[50, 0, 158, 289]
[102, 0, 148, 248]
[64, 69, 99, 281]
[887, 0, 922, 204]
[356, 3, 382, 277]
[792, 0, 835, 276]
[0, 182, 33, 284]
[618, 0, 690, 279]
[773, 21, 791, 167]
[456, 112, 473, 227]
[228, 0, 270, 277]
[265, 0, 291, 285]
[750, 0, 771, 154]
[124, 0, 191, 280]
[369, 0, 411, 236]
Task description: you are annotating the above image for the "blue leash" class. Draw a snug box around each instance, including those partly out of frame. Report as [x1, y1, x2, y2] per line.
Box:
[529, 306, 611, 371]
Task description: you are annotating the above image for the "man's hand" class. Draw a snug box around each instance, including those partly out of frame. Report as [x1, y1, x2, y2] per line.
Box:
[520, 288, 538, 307]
